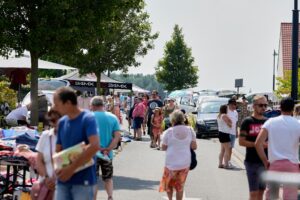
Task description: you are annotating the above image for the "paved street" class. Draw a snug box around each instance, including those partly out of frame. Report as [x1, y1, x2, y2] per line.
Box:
[96, 127, 249, 200]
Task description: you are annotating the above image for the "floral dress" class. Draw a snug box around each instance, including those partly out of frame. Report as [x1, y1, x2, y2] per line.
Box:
[152, 115, 163, 136]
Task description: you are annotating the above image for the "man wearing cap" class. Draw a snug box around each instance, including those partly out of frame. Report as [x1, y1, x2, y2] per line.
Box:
[227, 98, 238, 165]
[90, 96, 121, 200]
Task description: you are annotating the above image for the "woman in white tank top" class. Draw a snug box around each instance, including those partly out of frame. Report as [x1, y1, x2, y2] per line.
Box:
[159, 110, 197, 200]
[217, 105, 232, 169]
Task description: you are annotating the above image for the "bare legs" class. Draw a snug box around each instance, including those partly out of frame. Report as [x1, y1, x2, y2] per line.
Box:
[219, 142, 231, 167]
[167, 189, 184, 200]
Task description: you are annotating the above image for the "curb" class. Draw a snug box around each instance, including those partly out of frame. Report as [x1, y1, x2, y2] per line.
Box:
[232, 148, 245, 169]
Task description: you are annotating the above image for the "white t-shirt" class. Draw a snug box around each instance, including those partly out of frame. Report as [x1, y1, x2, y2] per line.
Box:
[262, 115, 300, 164]
[227, 109, 238, 135]
[6, 106, 28, 121]
[36, 129, 57, 179]
[162, 125, 196, 170]
[217, 114, 231, 134]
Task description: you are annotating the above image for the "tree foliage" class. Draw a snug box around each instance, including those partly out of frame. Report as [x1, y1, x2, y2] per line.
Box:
[275, 70, 300, 98]
[110, 73, 165, 97]
[71, 1, 158, 94]
[0, 0, 100, 125]
[155, 24, 198, 91]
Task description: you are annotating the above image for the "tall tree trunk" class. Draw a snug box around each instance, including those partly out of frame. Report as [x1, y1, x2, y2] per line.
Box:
[30, 51, 39, 126]
[96, 72, 101, 95]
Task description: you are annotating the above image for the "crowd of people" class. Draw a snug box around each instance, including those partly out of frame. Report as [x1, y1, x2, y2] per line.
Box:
[28, 87, 196, 200]
[217, 95, 300, 200]
[9, 85, 300, 200]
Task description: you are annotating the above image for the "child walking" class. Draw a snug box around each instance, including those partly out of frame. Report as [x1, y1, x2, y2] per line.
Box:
[151, 107, 164, 150]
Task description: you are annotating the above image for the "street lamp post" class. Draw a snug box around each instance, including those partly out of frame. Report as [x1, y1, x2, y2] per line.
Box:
[291, 0, 299, 101]
[273, 50, 278, 91]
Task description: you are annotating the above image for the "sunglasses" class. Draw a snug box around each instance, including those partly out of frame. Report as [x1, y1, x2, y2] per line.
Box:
[255, 104, 268, 108]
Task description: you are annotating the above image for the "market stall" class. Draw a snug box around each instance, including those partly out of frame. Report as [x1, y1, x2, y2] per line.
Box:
[0, 126, 38, 198]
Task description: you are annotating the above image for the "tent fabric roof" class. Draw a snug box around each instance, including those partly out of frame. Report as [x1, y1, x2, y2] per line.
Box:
[0, 55, 75, 70]
[57, 70, 149, 93]
[57, 70, 119, 83]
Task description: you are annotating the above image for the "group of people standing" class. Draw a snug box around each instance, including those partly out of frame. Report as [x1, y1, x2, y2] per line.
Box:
[34, 87, 122, 200]
[218, 95, 300, 200]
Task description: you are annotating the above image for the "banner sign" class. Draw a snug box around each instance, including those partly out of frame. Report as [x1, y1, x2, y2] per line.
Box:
[68, 80, 132, 90]
[100, 82, 132, 90]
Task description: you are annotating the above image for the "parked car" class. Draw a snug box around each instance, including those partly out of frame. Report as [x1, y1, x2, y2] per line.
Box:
[194, 97, 229, 138]
[177, 95, 196, 114]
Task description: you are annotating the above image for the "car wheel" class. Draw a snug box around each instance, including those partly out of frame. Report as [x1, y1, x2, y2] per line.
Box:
[195, 126, 203, 138]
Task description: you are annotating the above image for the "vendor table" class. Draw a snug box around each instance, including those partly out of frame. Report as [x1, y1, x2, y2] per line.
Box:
[0, 156, 32, 197]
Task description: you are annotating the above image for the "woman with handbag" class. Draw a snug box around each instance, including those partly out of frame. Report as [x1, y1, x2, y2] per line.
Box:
[32, 109, 61, 200]
[159, 110, 197, 200]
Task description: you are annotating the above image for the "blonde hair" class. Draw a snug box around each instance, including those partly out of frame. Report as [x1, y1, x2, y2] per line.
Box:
[170, 110, 185, 126]
[253, 95, 267, 104]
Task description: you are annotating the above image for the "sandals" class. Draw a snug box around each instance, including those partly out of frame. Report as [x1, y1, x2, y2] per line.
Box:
[108, 197, 113, 200]
[218, 164, 224, 168]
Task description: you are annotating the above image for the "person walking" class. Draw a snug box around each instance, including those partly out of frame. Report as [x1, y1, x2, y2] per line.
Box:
[90, 96, 121, 200]
[239, 95, 268, 200]
[151, 107, 164, 149]
[132, 97, 146, 141]
[216, 105, 232, 169]
[145, 90, 163, 147]
[159, 110, 197, 200]
[53, 87, 100, 200]
[255, 97, 300, 200]
[34, 109, 61, 200]
[227, 98, 238, 166]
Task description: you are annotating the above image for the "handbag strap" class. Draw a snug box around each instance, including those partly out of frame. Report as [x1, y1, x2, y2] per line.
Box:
[49, 133, 55, 178]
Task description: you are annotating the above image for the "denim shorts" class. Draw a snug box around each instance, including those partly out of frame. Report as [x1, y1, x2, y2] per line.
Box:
[229, 134, 236, 148]
[55, 183, 96, 200]
[244, 161, 266, 192]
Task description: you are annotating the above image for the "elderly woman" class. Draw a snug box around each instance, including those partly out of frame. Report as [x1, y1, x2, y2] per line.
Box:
[34, 109, 61, 199]
[159, 110, 197, 200]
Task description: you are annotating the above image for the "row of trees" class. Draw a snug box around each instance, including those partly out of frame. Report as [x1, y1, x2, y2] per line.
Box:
[110, 73, 165, 96]
[0, 0, 158, 125]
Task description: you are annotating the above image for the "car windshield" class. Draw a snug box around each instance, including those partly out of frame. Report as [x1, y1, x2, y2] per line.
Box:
[38, 80, 67, 90]
[199, 101, 226, 113]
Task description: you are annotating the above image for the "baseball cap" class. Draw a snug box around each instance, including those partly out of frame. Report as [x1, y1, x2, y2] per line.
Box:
[228, 98, 237, 105]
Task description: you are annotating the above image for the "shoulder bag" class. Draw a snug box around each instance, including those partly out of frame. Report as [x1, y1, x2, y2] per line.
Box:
[31, 135, 55, 200]
[189, 128, 197, 170]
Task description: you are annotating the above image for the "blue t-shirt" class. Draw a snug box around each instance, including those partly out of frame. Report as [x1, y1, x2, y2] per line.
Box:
[94, 111, 120, 159]
[57, 110, 98, 185]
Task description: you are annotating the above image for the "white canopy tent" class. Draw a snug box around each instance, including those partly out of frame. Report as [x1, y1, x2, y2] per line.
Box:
[0, 54, 75, 70]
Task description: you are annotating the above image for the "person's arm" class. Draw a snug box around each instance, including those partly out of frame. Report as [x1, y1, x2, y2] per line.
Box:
[106, 131, 121, 151]
[36, 152, 47, 177]
[255, 128, 269, 169]
[239, 130, 254, 147]
[191, 140, 197, 150]
[222, 115, 232, 128]
[56, 134, 100, 182]
[151, 114, 155, 126]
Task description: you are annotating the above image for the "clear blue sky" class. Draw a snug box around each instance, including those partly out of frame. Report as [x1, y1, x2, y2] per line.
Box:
[128, 0, 293, 93]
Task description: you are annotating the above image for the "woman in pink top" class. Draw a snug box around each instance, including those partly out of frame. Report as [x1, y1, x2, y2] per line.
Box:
[159, 110, 197, 200]
[132, 97, 146, 140]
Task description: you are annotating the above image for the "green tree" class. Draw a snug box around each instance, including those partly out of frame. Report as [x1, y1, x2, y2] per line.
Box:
[275, 70, 300, 98]
[0, 1, 103, 125]
[155, 24, 198, 91]
[67, 1, 158, 94]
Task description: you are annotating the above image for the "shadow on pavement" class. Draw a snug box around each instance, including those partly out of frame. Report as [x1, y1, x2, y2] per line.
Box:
[96, 176, 160, 191]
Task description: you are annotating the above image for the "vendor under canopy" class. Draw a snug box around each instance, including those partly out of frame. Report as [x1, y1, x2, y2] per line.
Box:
[5, 103, 31, 127]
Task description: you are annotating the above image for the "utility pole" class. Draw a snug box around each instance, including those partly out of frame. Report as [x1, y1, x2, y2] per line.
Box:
[291, 0, 299, 101]
[273, 50, 278, 91]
